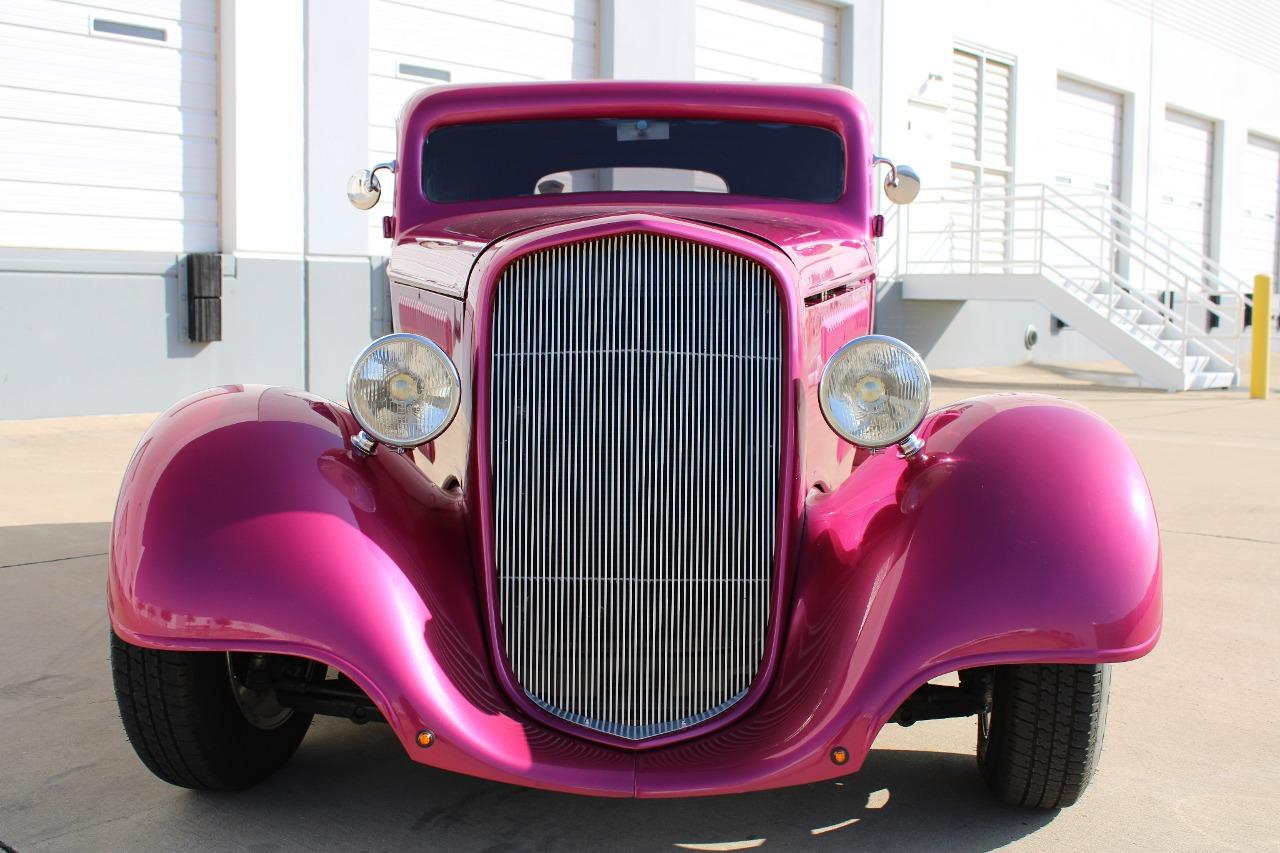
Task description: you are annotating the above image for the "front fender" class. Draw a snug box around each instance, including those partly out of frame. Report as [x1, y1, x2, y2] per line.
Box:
[108, 385, 634, 795]
[635, 393, 1161, 795]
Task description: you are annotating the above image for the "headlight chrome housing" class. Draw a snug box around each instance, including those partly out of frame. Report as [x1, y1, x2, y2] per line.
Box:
[347, 333, 460, 448]
[819, 334, 931, 453]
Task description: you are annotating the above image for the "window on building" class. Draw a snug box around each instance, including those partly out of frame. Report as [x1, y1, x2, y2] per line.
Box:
[949, 45, 1015, 264]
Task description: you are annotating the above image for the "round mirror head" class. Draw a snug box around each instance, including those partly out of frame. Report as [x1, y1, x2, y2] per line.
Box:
[347, 169, 381, 210]
[884, 165, 921, 205]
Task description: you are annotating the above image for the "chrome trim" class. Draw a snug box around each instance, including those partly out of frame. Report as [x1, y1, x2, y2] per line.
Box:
[490, 232, 782, 740]
[351, 430, 377, 456]
[898, 432, 925, 458]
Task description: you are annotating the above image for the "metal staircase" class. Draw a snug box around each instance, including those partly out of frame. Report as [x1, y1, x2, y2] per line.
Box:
[880, 183, 1256, 390]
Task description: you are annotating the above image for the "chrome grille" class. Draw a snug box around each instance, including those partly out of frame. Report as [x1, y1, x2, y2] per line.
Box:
[490, 232, 782, 740]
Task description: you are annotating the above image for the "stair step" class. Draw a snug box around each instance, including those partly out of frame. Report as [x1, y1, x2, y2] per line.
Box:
[1185, 371, 1235, 390]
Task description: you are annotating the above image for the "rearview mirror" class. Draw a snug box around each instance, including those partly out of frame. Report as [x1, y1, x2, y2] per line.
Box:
[884, 165, 921, 205]
[347, 161, 396, 210]
[347, 169, 382, 210]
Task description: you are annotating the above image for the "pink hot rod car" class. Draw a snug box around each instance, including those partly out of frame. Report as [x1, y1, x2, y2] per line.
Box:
[109, 82, 1161, 806]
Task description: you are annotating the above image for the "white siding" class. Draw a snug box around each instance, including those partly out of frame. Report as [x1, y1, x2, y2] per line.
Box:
[695, 0, 839, 83]
[1055, 77, 1124, 197]
[367, 0, 598, 254]
[0, 0, 217, 252]
[1108, 0, 1280, 75]
[1157, 108, 1215, 258]
[1240, 135, 1280, 292]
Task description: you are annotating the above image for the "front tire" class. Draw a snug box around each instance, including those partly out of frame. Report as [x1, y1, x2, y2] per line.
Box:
[977, 663, 1110, 808]
[110, 631, 316, 790]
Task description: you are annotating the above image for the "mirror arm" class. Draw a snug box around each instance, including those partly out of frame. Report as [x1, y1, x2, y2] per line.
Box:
[365, 160, 397, 194]
[872, 154, 900, 188]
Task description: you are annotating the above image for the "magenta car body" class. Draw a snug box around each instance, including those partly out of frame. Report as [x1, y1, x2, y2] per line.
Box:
[108, 82, 1161, 800]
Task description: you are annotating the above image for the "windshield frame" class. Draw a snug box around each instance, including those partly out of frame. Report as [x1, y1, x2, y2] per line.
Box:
[421, 117, 847, 205]
[391, 82, 874, 234]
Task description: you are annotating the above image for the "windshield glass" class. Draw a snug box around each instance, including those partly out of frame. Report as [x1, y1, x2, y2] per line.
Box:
[422, 118, 844, 203]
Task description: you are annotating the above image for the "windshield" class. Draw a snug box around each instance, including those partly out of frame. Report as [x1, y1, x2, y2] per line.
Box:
[422, 118, 845, 203]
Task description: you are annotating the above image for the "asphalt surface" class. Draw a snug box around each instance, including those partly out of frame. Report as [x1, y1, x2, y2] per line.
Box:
[2, 361, 1278, 852]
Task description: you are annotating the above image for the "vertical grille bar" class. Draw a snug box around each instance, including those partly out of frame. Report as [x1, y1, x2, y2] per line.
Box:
[491, 232, 782, 740]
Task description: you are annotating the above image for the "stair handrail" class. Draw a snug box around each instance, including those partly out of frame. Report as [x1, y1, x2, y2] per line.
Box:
[888, 182, 1255, 382]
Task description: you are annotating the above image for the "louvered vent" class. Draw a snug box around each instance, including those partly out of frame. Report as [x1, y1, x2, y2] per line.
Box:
[490, 232, 782, 740]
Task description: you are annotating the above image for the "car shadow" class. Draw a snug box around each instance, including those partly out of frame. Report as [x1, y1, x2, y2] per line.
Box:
[173, 719, 1056, 852]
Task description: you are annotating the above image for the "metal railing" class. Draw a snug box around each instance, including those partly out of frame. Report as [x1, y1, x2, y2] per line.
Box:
[880, 182, 1258, 379]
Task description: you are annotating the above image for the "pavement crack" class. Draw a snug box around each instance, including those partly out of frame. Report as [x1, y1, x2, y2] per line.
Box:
[1, 837, 19, 853]
[1160, 528, 1279, 545]
[0, 552, 107, 569]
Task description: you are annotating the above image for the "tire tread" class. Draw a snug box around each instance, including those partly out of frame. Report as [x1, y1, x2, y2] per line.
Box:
[979, 663, 1109, 808]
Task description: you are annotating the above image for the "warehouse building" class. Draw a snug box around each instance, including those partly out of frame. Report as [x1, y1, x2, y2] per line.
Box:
[1, 0, 1277, 416]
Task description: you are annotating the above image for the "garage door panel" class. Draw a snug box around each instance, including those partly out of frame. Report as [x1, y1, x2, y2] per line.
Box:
[370, 22, 593, 81]
[383, 0, 595, 36]
[0, 28, 216, 111]
[0, 86, 216, 139]
[0, 0, 216, 251]
[0, 0, 215, 53]
[699, 0, 833, 33]
[1055, 78, 1122, 196]
[1157, 109, 1214, 257]
[0, 179, 216, 224]
[0, 210, 216, 253]
[1241, 135, 1280, 283]
[695, 0, 839, 84]
[0, 117, 218, 195]
[24, 0, 218, 27]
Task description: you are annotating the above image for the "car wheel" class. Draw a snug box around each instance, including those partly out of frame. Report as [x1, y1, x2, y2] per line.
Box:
[976, 663, 1110, 808]
[110, 630, 317, 790]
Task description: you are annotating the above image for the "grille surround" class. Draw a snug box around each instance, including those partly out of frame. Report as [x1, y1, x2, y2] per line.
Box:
[486, 229, 786, 742]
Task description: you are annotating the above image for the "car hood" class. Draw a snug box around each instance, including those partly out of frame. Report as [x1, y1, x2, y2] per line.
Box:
[392, 202, 876, 295]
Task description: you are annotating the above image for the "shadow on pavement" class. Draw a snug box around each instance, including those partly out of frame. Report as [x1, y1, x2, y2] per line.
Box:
[166, 717, 1055, 852]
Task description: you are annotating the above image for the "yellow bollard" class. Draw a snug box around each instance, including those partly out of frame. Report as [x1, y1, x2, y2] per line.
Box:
[1251, 274, 1272, 400]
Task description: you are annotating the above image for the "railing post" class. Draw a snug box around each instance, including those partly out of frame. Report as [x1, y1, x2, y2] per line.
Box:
[970, 185, 979, 274]
[1252, 274, 1273, 400]
[1037, 185, 1044, 273]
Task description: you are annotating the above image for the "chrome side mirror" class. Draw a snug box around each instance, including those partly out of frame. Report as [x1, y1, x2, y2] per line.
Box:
[874, 156, 921, 205]
[884, 165, 921, 205]
[347, 161, 396, 210]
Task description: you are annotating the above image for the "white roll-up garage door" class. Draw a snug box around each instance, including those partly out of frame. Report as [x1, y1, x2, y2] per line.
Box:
[368, 0, 598, 254]
[0, 0, 217, 252]
[1240, 135, 1280, 297]
[695, 0, 839, 83]
[1054, 77, 1123, 198]
[1157, 109, 1215, 258]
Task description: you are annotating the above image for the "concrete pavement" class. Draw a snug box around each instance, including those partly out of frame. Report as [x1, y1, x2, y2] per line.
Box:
[1, 362, 1277, 852]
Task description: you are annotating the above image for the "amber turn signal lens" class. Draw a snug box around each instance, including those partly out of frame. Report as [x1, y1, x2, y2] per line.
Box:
[416, 730, 435, 748]
[831, 747, 849, 765]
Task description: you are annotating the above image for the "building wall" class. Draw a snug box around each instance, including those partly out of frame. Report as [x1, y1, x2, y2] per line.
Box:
[872, 0, 1280, 367]
[2, 0, 1277, 417]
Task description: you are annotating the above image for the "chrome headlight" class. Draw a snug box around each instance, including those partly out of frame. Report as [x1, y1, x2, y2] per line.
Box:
[819, 335, 930, 449]
[347, 333, 460, 447]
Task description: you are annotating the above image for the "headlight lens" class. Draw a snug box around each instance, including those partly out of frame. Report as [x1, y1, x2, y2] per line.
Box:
[347, 333, 460, 447]
[819, 335, 930, 448]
